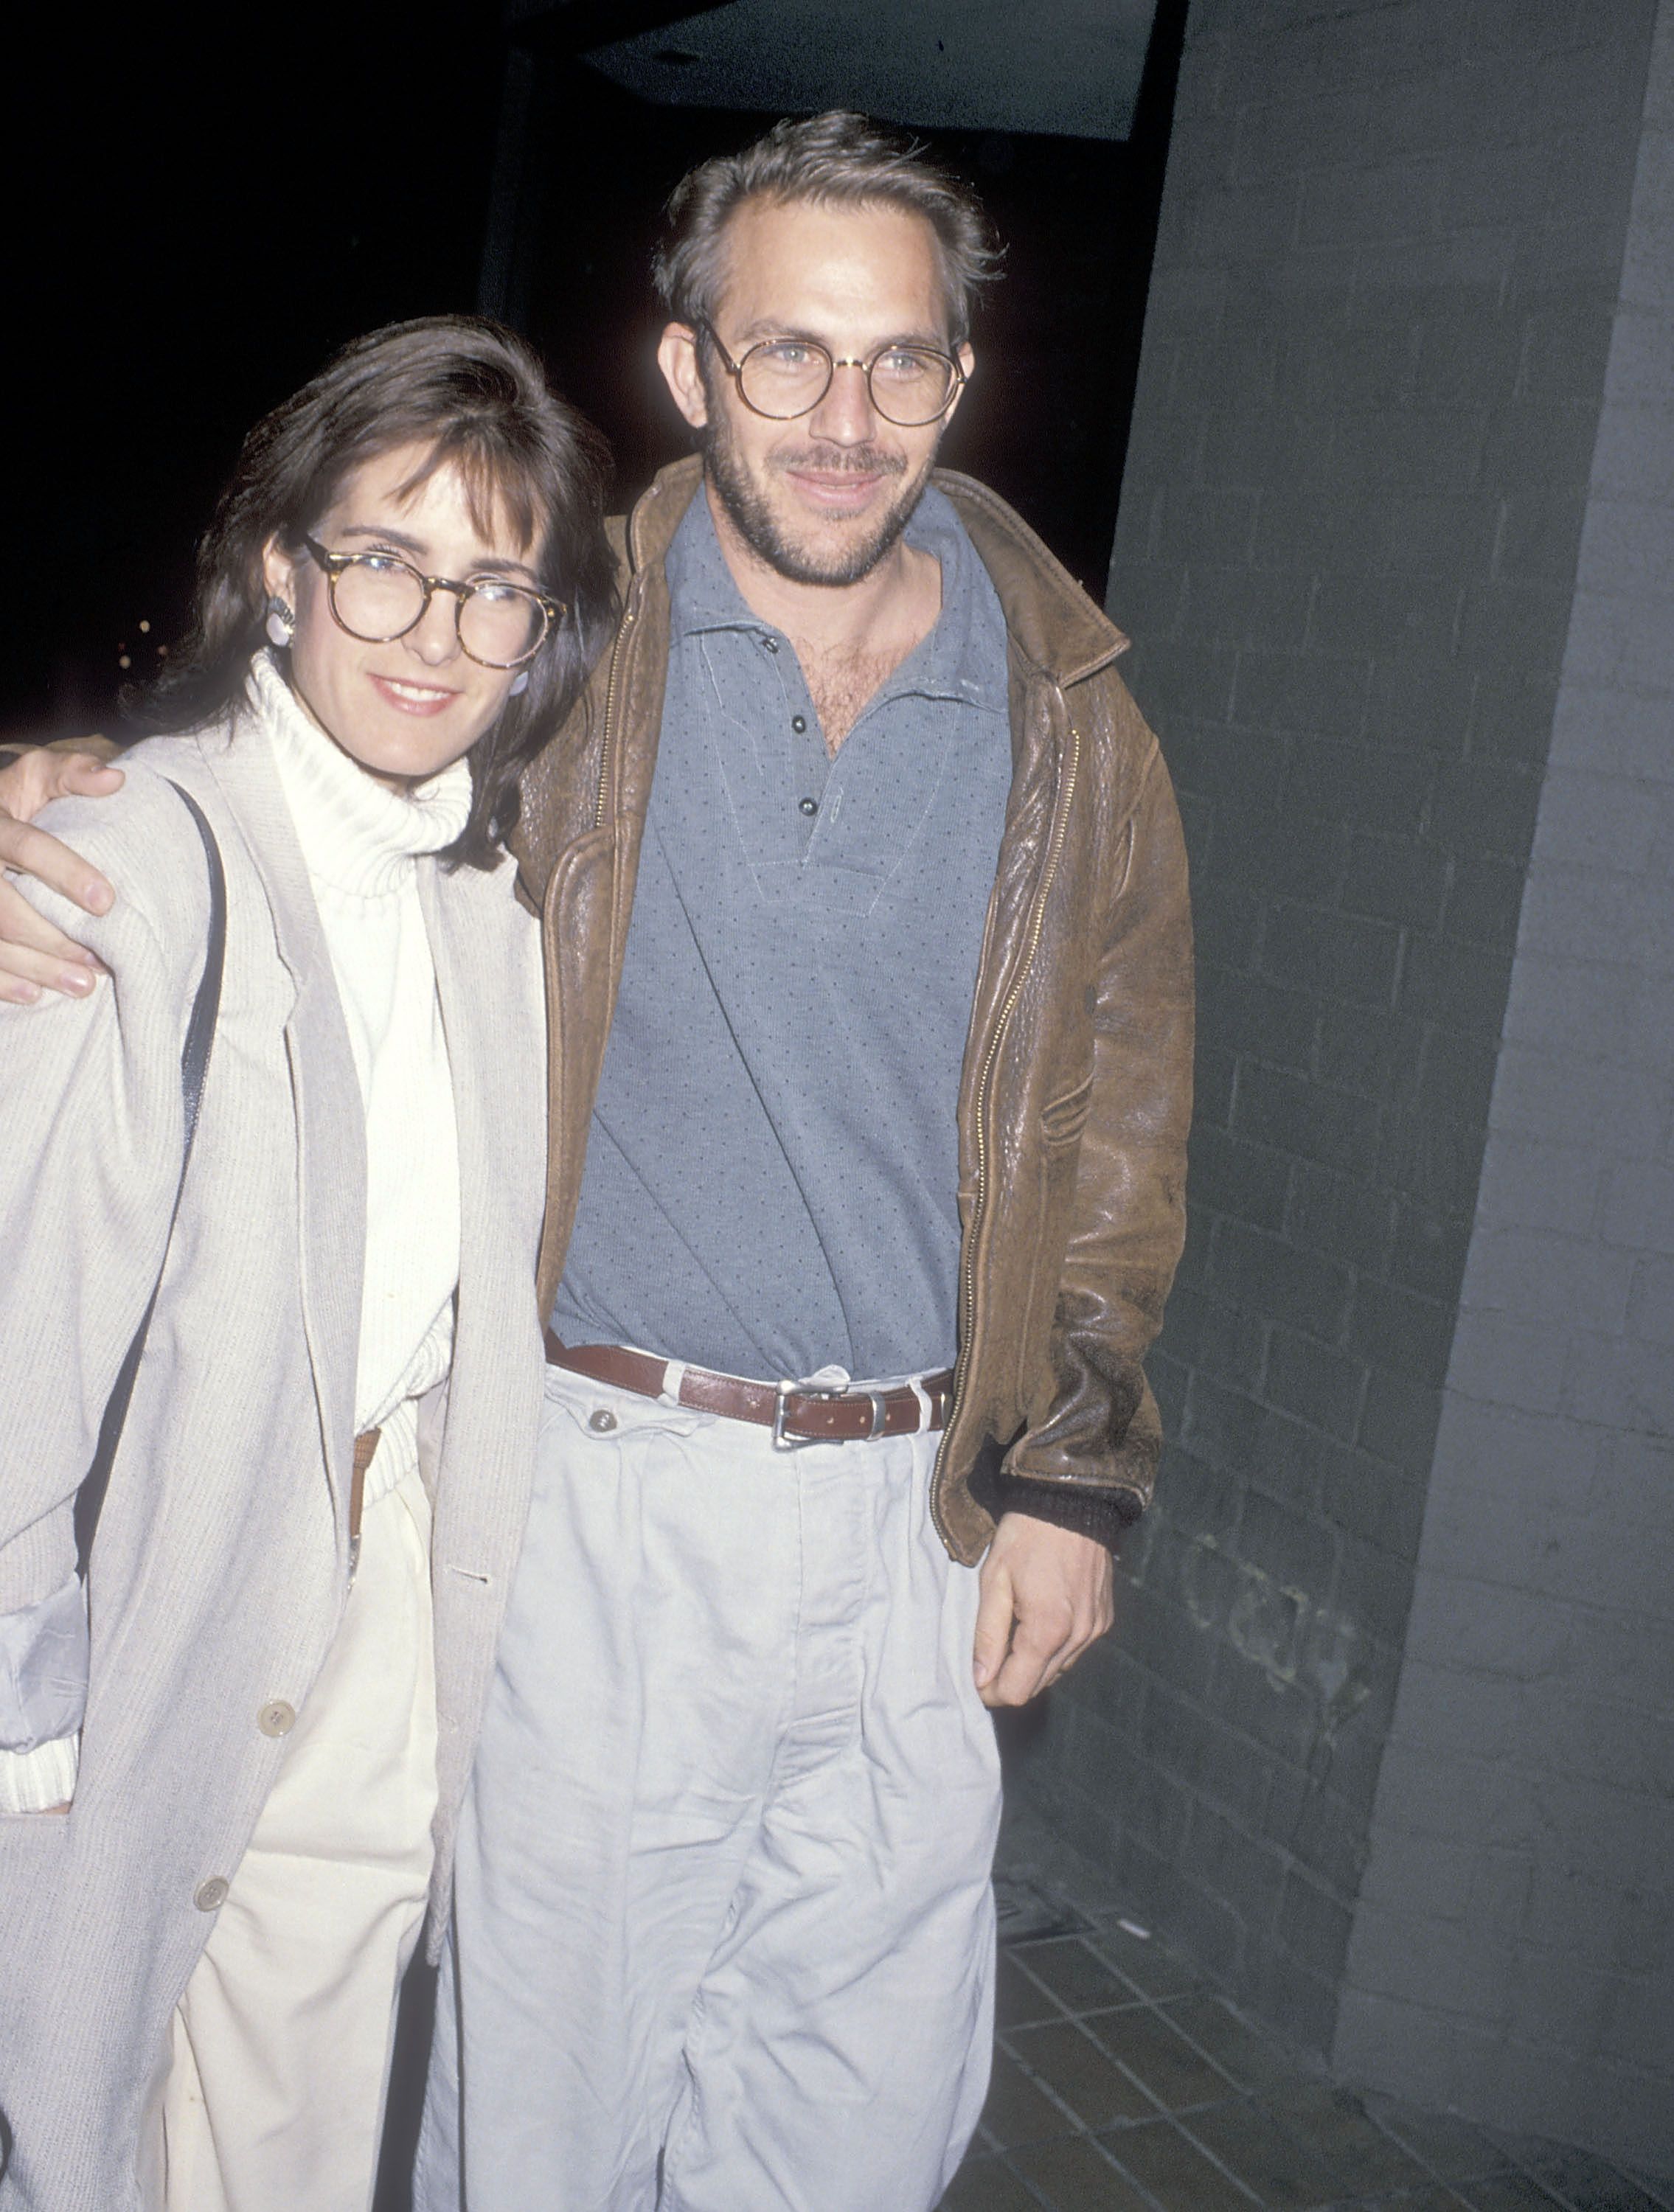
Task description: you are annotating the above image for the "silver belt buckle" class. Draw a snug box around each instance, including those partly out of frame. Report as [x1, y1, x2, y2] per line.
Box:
[772, 1376, 848, 1453]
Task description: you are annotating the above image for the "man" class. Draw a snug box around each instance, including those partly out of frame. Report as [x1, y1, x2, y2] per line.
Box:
[0, 112, 1192, 2212]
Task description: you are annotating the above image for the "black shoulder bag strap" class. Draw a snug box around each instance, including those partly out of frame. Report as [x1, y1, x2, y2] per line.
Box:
[73, 781, 228, 1573]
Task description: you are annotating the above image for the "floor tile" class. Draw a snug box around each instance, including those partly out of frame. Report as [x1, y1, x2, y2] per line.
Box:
[1454, 2173, 1577, 2212]
[996, 1871, 1095, 1945]
[1008, 2134, 1154, 2212]
[1088, 2003, 1240, 2111]
[996, 1950, 1067, 2031]
[938, 2154, 1045, 2212]
[1188, 2094, 1346, 2210]
[1158, 1992, 1300, 2095]
[1267, 2084, 1437, 2197]
[1365, 2098, 1514, 2184]
[1088, 1921, 1204, 2000]
[979, 1887, 1656, 2212]
[1355, 2191, 1482, 2212]
[1006, 2021, 1161, 2129]
[1013, 1936, 1147, 2014]
[1100, 2117, 1264, 2212]
[982, 2048, 1079, 2151]
[1518, 2150, 1673, 2212]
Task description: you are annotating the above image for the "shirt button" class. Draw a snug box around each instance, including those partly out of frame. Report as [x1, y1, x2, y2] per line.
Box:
[791, 714, 807, 734]
[588, 1408, 618, 1433]
[257, 1700, 296, 1738]
[760, 636, 779, 654]
[798, 796, 819, 818]
[195, 1877, 230, 1913]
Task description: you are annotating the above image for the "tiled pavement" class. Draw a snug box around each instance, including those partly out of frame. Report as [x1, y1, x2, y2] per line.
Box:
[942, 1905, 1671, 2212]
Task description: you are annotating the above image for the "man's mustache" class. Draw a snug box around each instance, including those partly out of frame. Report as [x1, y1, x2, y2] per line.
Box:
[769, 445, 909, 478]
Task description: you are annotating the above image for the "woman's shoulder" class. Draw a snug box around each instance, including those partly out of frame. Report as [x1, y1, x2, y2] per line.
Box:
[34, 735, 232, 964]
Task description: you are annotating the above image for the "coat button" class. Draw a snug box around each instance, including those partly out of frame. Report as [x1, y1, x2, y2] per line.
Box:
[194, 1877, 229, 1912]
[257, 1700, 296, 1737]
[588, 1408, 618, 1433]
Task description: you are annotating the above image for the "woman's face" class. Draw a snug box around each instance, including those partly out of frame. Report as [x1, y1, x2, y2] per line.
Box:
[262, 442, 541, 789]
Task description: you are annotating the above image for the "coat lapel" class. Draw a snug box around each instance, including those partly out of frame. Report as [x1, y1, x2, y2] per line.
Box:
[418, 855, 546, 1366]
[417, 853, 546, 1860]
[195, 721, 366, 1537]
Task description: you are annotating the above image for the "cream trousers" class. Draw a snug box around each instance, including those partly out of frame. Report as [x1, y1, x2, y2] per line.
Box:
[421, 1362, 1001, 2212]
[156, 1464, 437, 2212]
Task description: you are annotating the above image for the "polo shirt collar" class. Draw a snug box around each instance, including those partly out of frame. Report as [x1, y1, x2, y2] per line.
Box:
[664, 480, 1004, 715]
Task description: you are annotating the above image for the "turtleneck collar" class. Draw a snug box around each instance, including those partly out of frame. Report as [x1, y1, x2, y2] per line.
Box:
[250, 650, 474, 899]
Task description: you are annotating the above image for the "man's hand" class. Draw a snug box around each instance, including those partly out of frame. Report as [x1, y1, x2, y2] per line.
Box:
[0, 749, 123, 1004]
[973, 1513, 1115, 1708]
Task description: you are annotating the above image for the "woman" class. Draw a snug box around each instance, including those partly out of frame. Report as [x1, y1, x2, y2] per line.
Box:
[0, 316, 614, 2211]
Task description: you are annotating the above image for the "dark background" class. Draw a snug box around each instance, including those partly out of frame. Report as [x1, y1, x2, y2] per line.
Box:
[0, 4, 1184, 748]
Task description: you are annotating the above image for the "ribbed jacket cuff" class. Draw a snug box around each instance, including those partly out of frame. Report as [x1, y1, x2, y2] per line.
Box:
[0, 1733, 79, 1813]
[979, 1472, 1141, 1556]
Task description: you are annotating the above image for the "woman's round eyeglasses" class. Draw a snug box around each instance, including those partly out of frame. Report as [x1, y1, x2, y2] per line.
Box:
[303, 537, 563, 669]
[700, 323, 965, 428]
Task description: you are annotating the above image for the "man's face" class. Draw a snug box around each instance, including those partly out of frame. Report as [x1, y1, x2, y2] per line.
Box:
[659, 198, 973, 588]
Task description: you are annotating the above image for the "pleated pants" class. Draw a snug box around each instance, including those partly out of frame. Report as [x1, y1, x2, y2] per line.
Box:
[418, 1362, 1001, 2212]
[157, 1464, 438, 2212]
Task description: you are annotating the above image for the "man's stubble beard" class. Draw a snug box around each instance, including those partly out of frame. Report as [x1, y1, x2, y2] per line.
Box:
[701, 404, 940, 588]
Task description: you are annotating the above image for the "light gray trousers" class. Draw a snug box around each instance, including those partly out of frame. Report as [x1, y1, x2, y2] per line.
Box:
[416, 1362, 1001, 2212]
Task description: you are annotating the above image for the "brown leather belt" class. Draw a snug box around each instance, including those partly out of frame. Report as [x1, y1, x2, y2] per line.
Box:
[544, 1332, 953, 1450]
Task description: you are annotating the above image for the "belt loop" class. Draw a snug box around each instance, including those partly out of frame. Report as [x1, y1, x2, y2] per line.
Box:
[907, 1375, 934, 1433]
[659, 1358, 687, 1409]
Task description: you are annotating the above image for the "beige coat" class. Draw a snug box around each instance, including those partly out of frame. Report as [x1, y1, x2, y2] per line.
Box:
[0, 709, 546, 2210]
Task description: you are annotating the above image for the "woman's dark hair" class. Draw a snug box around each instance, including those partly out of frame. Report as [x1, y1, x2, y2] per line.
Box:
[135, 315, 617, 869]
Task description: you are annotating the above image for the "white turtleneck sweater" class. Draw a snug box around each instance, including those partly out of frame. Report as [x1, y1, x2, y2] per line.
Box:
[257, 651, 469, 1504]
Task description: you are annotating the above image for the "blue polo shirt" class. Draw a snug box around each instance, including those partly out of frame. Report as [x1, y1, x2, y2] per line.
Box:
[549, 484, 1014, 1382]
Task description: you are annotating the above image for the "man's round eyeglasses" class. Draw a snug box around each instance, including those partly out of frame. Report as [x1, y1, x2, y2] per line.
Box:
[699, 323, 965, 428]
[303, 537, 564, 669]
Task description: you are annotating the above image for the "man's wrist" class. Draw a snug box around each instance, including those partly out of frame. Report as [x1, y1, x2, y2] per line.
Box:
[984, 1472, 1138, 1555]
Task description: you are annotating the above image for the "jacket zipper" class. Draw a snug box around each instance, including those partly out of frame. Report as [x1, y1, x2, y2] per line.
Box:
[931, 710, 1083, 1549]
[594, 597, 636, 832]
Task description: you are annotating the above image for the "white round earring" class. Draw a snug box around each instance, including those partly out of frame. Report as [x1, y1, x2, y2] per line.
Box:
[508, 670, 530, 695]
[265, 596, 295, 647]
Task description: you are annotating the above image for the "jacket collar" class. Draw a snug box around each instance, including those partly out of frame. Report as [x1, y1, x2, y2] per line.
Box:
[620, 454, 1128, 691]
[933, 469, 1129, 689]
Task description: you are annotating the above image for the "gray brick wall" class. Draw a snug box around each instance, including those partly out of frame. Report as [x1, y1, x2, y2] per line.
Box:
[1006, 0, 1660, 2056]
[1335, 1, 1674, 2171]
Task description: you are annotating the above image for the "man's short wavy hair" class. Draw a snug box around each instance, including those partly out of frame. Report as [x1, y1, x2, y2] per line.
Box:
[653, 110, 1001, 347]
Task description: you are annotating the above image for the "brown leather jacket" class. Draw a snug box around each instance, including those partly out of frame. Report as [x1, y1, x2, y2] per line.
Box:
[512, 457, 1193, 1565]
